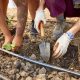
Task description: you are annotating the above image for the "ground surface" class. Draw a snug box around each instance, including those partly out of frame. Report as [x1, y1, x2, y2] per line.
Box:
[0, 8, 80, 80]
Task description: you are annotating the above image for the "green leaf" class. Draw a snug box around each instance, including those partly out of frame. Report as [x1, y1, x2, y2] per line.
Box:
[3, 43, 12, 51]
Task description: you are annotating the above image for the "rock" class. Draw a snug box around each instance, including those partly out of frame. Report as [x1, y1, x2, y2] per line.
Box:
[39, 67, 46, 74]
[32, 72, 37, 76]
[48, 74, 53, 79]
[30, 54, 36, 60]
[51, 71, 57, 75]
[26, 62, 32, 68]
[48, 71, 57, 78]
[21, 62, 25, 69]
[19, 71, 28, 77]
[51, 77, 55, 80]
[10, 75, 16, 80]
[20, 77, 25, 80]
[26, 76, 32, 80]
[54, 75, 62, 80]
[36, 74, 46, 80]
[36, 68, 40, 72]
[58, 72, 65, 77]
[23, 66, 30, 72]
[23, 62, 33, 72]
[71, 77, 77, 80]
[14, 60, 21, 69]
[9, 69, 17, 75]
[16, 73, 20, 80]
[64, 73, 70, 80]
[6, 65, 11, 68]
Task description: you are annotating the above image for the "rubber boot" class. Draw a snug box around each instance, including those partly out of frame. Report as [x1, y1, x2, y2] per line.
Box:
[52, 16, 66, 40]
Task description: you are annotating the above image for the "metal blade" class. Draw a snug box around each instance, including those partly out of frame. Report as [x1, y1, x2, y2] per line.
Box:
[39, 42, 50, 62]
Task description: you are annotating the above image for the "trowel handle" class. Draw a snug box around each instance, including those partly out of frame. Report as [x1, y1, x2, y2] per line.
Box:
[39, 21, 44, 37]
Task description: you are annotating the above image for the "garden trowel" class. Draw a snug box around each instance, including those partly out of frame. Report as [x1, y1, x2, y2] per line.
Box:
[39, 42, 50, 62]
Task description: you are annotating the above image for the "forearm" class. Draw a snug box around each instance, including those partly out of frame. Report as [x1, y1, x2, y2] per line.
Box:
[67, 20, 80, 36]
[38, 0, 45, 10]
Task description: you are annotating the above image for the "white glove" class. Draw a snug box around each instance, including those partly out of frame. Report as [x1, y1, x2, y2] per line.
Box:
[34, 9, 46, 33]
[53, 33, 72, 58]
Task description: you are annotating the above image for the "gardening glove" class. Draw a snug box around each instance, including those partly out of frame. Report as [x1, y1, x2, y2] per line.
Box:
[53, 32, 74, 58]
[34, 9, 46, 33]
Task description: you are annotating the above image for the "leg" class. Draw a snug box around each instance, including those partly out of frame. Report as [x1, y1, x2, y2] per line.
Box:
[52, 13, 66, 40]
[2, 0, 8, 17]
[12, 0, 28, 50]
[28, 0, 39, 35]
[0, 0, 12, 47]
[28, 0, 39, 20]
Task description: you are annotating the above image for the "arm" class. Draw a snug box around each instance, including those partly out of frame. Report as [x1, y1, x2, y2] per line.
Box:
[39, 0, 45, 10]
[34, 0, 46, 33]
[67, 20, 80, 35]
[53, 19, 80, 58]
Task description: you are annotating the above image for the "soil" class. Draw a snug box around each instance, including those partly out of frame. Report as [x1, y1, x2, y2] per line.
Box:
[0, 8, 80, 80]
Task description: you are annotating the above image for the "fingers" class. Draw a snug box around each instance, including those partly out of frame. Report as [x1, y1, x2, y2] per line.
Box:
[53, 42, 62, 58]
[53, 44, 60, 57]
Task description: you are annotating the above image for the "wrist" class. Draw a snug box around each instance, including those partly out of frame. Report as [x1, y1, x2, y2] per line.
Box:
[66, 32, 74, 40]
[38, 6, 44, 10]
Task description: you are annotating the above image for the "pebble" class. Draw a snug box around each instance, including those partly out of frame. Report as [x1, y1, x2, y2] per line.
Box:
[14, 60, 21, 69]
[25, 62, 32, 70]
[26, 76, 32, 80]
[51, 77, 55, 80]
[19, 71, 28, 77]
[39, 67, 46, 74]
[48, 71, 57, 78]
[64, 73, 70, 80]
[36, 74, 46, 80]
[10, 75, 16, 80]
[48, 74, 53, 79]
[21, 62, 25, 69]
[9, 69, 17, 75]
[54, 75, 62, 80]
[22, 62, 33, 72]
[52, 71, 57, 75]
[20, 77, 25, 80]
[30, 54, 36, 60]
[58, 72, 65, 77]
[16, 73, 20, 80]
[71, 77, 77, 80]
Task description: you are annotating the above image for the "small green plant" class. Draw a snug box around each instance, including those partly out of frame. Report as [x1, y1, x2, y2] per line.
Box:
[3, 43, 12, 51]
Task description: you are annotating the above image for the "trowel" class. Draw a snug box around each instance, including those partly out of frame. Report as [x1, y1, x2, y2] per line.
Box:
[39, 41, 50, 62]
[39, 22, 50, 62]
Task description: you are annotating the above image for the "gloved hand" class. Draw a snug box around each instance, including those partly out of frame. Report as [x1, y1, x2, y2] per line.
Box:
[34, 9, 46, 33]
[53, 33, 73, 58]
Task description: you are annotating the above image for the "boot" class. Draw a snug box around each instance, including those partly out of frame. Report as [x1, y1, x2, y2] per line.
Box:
[52, 17, 66, 40]
[31, 20, 38, 36]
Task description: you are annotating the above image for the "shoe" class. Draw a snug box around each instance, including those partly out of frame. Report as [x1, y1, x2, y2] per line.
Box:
[31, 20, 38, 36]
[52, 21, 66, 40]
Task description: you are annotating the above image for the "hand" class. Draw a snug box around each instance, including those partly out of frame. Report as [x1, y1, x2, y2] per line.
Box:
[53, 33, 71, 58]
[34, 9, 46, 33]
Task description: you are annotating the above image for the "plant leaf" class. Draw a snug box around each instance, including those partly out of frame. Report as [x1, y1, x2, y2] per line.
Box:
[3, 43, 12, 51]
